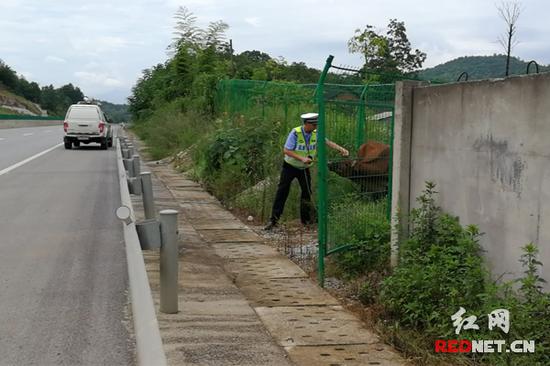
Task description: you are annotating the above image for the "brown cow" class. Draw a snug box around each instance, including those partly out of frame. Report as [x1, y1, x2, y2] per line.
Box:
[328, 140, 390, 194]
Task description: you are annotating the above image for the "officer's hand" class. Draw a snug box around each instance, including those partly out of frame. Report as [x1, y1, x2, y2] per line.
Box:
[340, 148, 349, 157]
[303, 157, 313, 164]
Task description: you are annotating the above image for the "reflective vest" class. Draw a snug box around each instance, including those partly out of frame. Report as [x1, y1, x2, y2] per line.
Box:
[284, 126, 317, 169]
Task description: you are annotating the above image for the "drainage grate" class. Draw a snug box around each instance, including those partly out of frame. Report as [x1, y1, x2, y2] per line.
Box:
[170, 189, 217, 202]
[197, 229, 260, 243]
[212, 242, 279, 259]
[226, 257, 308, 282]
[255, 306, 378, 346]
[286, 344, 410, 366]
[193, 220, 247, 230]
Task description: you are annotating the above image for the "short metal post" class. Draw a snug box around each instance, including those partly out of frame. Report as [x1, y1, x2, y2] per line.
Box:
[122, 149, 130, 159]
[127, 144, 135, 157]
[128, 177, 142, 195]
[141, 172, 156, 220]
[160, 210, 179, 314]
[132, 155, 141, 177]
[125, 159, 135, 177]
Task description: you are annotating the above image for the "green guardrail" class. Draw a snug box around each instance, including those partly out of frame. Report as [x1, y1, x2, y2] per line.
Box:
[0, 114, 63, 120]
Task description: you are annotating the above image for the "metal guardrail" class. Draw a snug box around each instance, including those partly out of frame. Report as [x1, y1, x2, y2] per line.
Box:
[116, 137, 168, 366]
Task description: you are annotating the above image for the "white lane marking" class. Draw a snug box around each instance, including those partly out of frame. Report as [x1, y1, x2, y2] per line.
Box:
[23, 133, 34, 136]
[0, 143, 63, 177]
[0, 138, 5, 141]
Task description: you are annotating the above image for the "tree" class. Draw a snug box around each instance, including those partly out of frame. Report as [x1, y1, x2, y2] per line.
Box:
[16, 78, 41, 103]
[0, 60, 18, 90]
[170, 6, 201, 54]
[170, 6, 230, 55]
[348, 19, 426, 81]
[233, 50, 272, 79]
[280, 62, 321, 83]
[40, 85, 63, 113]
[201, 20, 229, 52]
[58, 83, 84, 104]
[497, 1, 521, 76]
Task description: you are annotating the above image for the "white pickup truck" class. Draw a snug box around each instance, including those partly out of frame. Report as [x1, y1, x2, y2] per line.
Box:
[63, 103, 113, 150]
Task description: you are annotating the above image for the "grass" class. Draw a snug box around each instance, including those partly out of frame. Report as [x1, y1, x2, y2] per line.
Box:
[0, 106, 23, 115]
[0, 89, 42, 115]
[131, 100, 211, 160]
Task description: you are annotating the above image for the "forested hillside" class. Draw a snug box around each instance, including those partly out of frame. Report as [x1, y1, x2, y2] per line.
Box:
[0, 59, 128, 119]
[98, 100, 130, 123]
[0, 59, 85, 116]
[419, 55, 549, 82]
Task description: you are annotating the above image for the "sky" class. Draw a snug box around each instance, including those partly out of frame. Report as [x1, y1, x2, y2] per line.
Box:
[1, 0, 549, 104]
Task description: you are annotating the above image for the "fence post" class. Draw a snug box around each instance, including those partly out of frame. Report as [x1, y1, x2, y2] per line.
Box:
[356, 85, 368, 149]
[141, 172, 156, 220]
[159, 209, 179, 314]
[316, 55, 334, 288]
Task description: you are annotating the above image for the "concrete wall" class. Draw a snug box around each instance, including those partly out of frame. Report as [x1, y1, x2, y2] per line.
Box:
[393, 74, 550, 290]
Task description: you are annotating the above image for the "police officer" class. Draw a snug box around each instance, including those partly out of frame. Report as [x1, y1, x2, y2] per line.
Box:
[264, 112, 349, 230]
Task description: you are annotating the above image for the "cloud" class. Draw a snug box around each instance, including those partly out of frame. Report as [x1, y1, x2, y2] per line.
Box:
[1, 0, 549, 105]
[71, 36, 129, 54]
[168, 0, 217, 7]
[0, 0, 22, 9]
[75, 71, 124, 88]
[244, 17, 260, 27]
[45, 55, 67, 64]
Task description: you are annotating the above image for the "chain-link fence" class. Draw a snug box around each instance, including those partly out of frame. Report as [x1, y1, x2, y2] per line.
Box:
[214, 79, 318, 224]
[216, 79, 316, 125]
[316, 56, 395, 286]
[215, 66, 396, 287]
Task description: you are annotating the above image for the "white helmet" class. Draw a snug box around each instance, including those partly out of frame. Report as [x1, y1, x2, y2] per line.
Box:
[300, 112, 318, 124]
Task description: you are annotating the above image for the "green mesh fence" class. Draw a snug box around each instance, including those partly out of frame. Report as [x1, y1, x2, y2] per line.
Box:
[214, 79, 319, 223]
[0, 114, 63, 120]
[316, 56, 396, 286]
[215, 71, 396, 288]
[216, 79, 317, 125]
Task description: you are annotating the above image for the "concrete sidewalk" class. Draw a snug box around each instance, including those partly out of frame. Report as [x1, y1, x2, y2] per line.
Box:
[130, 145, 409, 365]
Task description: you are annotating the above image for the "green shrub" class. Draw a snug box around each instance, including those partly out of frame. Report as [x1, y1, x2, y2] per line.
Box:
[475, 244, 550, 366]
[330, 195, 390, 278]
[202, 122, 269, 182]
[380, 182, 487, 335]
[206, 161, 251, 203]
[379, 182, 550, 365]
[131, 99, 210, 160]
[327, 171, 361, 198]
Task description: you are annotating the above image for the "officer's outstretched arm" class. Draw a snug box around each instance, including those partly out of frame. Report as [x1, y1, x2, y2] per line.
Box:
[325, 140, 349, 156]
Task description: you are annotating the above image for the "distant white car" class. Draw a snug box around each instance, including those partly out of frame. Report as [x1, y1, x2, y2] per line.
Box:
[63, 103, 112, 150]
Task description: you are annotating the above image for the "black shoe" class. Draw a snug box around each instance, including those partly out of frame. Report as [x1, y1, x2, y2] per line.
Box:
[263, 221, 277, 231]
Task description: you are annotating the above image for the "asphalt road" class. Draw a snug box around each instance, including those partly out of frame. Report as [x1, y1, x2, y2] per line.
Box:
[0, 126, 63, 171]
[0, 126, 135, 365]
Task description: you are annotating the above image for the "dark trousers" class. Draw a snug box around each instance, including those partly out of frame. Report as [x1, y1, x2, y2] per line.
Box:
[270, 161, 314, 225]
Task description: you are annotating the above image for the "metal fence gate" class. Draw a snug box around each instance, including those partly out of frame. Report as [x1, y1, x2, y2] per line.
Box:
[316, 56, 396, 286]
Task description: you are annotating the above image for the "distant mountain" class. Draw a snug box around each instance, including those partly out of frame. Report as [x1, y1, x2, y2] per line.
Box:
[419, 55, 549, 83]
[99, 100, 130, 124]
